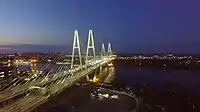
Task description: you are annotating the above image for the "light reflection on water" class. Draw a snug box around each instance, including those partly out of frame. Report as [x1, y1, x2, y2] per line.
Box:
[91, 67, 116, 83]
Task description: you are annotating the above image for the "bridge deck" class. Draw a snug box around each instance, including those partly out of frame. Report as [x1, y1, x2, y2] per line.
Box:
[0, 77, 45, 102]
[0, 59, 113, 112]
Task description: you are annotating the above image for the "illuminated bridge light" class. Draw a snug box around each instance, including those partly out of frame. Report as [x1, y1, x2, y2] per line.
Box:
[108, 63, 113, 67]
[88, 75, 99, 83]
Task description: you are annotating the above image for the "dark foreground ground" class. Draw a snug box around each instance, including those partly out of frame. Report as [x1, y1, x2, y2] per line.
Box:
[36, 83, 137, 112]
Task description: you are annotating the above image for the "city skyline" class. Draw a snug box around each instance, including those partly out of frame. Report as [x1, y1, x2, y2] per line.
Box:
[0, 0, 200, 53]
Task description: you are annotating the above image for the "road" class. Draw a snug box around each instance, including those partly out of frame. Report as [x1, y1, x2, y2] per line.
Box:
[0, 58, 114, 112]
[0, 54, 63, 102]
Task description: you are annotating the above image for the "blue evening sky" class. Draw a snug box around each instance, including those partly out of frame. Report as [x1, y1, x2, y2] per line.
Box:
[0, 0, 200, 53]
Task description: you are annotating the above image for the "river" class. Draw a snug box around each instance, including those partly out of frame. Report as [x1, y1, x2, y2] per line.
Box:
[113, 66, 200, 92]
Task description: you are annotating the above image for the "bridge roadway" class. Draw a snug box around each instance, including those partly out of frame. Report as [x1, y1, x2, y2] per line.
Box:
[0, 54, 72, 102]
[0, 57, 109, 103]
[0, 58, 113, 112]
[104, 67, 115, 83]
[0, 78, 44, 103]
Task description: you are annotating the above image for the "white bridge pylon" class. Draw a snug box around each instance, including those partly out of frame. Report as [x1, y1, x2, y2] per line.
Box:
[85, 30, 96, 64]
[107, 42, 112, 56]
[71, 29, 112, 69]
[71, 30, 82, 69]
[101, 43, 106, 59]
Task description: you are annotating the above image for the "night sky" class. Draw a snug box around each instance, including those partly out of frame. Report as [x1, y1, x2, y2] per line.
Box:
[0, 0, 200, 53]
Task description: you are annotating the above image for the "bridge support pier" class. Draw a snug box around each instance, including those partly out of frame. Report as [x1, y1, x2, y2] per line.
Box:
[100, 65, 102, 72]
[7, 99, 12, 105]
[2, 100, 7, 108]
[32, 107, 39, 112]
[86, 75, 90, 82]
[34, 108, 38, 112]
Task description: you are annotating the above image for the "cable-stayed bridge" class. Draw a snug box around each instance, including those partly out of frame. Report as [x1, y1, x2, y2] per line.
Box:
[0, 30, 115, 112]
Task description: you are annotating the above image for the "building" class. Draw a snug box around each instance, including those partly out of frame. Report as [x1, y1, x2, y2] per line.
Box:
[0, 58, 17, 89]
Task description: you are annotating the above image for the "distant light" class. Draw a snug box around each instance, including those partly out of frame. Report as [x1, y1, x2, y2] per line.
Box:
[104, 94, 109, 98]
[34, 74, 37, 77]
[111, 95, 119, 99]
